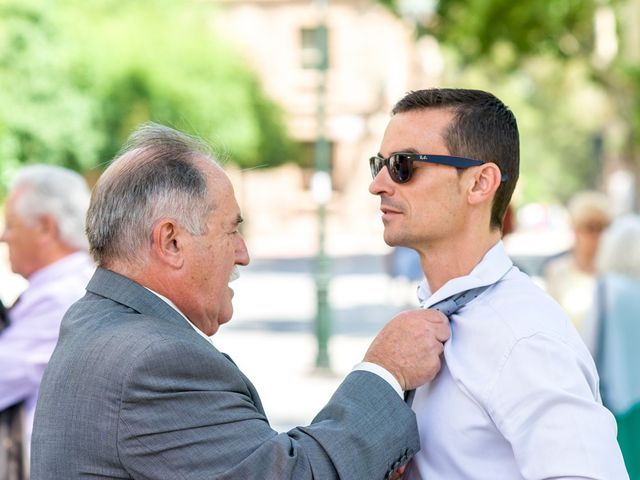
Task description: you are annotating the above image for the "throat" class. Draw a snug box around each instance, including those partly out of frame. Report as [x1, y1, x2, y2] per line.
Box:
[419, 234, 501, 292]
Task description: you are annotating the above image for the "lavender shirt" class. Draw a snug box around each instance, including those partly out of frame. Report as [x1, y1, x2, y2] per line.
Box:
[0, 251, 95, 455]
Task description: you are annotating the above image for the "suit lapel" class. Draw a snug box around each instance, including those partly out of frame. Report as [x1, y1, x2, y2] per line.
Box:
[87, 268, 267, 414]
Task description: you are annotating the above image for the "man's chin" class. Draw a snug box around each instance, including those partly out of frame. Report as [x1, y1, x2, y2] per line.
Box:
[218, 306, 233, 327]
[383, 232, 402, 247]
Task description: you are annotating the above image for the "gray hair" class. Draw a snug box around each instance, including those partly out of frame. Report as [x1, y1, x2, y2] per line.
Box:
[12, 164, 90, 250]
[596, 214, 640, 278]
[86, 123, 216, 266]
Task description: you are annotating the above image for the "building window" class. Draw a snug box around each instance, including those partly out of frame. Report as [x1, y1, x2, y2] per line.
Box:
[300, 26, 329, 70]
[298, 141, 338, 190]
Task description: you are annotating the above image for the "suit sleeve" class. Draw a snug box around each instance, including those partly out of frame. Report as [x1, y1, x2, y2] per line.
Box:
[117, 338, 419, 480]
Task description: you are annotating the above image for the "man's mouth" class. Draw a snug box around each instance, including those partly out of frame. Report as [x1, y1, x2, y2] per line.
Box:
[380, 205, 402, 220]
[381, 206, 401, 214]
[229, 266, 240, 283]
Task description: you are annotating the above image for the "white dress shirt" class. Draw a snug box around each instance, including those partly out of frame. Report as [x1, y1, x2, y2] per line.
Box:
[408, 241, 628, 480]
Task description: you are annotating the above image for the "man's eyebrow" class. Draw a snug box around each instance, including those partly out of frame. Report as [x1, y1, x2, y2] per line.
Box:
[377, 149, 419, 157]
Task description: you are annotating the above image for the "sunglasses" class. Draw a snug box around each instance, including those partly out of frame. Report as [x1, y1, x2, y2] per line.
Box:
[370, 153, 507, 184]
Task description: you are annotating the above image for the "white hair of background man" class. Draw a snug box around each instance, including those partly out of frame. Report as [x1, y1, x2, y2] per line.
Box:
[11, 164, 91, 251]
[596, 214, 640, 278]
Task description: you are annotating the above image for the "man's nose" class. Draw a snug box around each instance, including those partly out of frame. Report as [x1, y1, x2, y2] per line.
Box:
[236, 236, 250, 266]
[369, 167, 394, 196]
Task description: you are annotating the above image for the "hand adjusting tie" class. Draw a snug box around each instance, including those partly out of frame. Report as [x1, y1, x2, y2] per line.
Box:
[404, 284, 492, 405]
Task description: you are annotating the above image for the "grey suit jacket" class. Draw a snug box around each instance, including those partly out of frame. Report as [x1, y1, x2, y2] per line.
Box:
[31, 268, 419, 479]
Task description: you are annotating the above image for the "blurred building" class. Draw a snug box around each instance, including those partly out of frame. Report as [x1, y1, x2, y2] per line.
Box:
[211, 0, 442, 257]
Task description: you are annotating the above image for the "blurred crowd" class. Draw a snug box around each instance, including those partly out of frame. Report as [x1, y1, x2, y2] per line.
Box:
[542, 191, 640, 478]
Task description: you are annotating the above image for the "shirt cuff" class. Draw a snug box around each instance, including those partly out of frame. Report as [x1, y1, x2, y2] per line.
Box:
[353, 362, 403, 398]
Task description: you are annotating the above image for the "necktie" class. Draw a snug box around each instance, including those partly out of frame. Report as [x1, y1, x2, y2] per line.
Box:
[430, 284, 492, 316]
[404, 284, 492, 405]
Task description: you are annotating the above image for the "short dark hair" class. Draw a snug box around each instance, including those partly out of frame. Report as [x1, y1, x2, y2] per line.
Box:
[392, 88, 519, 231]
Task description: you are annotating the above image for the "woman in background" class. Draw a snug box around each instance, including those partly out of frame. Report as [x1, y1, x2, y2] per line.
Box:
[544, 190, 612, 345]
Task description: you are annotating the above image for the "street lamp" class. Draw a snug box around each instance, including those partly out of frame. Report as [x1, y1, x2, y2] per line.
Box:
[312, 0, 331, 370]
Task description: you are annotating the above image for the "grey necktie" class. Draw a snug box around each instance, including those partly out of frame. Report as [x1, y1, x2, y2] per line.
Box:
[430, 284, 492, 316]
[404, 284, 492, 405]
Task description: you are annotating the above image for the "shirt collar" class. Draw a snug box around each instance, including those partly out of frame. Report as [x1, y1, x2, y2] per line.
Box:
[417, 241, 513, 308]
[144, 287, 215, 347]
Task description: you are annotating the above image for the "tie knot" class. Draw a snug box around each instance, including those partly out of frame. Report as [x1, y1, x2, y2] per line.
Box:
[430, 284, 491, 317]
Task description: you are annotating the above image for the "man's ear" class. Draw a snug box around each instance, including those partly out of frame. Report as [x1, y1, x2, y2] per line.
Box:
[468, 163, 502, 206]
[151, 219, 185, 269]
[37, 214, 60, 242]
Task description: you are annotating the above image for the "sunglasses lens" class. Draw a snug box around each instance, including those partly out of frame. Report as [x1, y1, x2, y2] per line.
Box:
[370, 156, 384, 179]
[389, 154, 411, 183]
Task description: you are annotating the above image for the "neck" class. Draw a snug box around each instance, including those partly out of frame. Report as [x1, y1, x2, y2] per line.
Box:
[110, 257, 166, 294]
[30, 245, 81, 278]
[113, 259, 193, 321]
[573, 248, 596, 274]
[417, 228, 502, 293]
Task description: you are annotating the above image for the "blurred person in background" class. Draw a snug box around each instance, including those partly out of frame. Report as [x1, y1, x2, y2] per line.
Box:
[369, 88, 627, 479]
[589, 214, 640, 478]
[0, 165, 94, 479]
[544, 190, 612, 341]
[386, 246, 423, 306]
[31, 123, 450, 480]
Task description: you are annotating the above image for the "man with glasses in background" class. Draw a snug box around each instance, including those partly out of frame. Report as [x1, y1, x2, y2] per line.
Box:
[369, 88, 628, 479]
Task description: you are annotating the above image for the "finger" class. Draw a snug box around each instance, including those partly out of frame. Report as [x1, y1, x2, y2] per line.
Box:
[434, 324, 452, 343]
[426, 319, 451, 343]
[423, 309, 449, 324]
[389, 466, 406, 480]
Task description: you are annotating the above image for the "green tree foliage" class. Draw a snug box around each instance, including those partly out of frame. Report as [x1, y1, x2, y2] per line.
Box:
[0, 0, 297, 188]
[429, 0, 600, 64]
[0, 1, 102, 185]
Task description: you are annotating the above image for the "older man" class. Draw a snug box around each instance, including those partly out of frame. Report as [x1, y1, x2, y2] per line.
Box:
[31, 124, 450, 480]
[0, 165, 95, 475]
